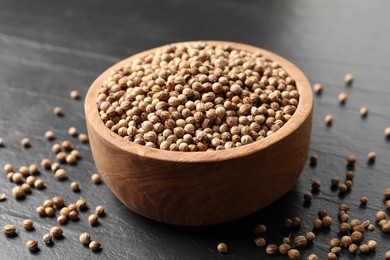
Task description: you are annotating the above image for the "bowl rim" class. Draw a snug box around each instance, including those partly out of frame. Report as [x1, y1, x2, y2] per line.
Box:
[85, 41, 313, 163]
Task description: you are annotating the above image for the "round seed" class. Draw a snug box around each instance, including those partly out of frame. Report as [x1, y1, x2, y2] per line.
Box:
[0, 192, 6, 201]
[303, 192, 312, 202]
[55, 169, 67, 180]
[287, 249, 300, 260]
[344, 73, 353, 85]
[386, 250, 390, 260]
[43, 233, 53, 244]
[89, 240, 102, 252]
[52, 196, 65, 207]
[70, 90, 81, 100]
[351, 231, 363, 243]
[330, 238, 340, 247]
[305, 231, 315, 242]
[331, 177, 340, 186]
[327, 252, 337, 260]
[4, 164, 13, 173]
[36, 206, 45, 216]
[45, 207, 55, 217]
[12, 172, 23, 183]
[253, 224, 266, 235]
[368, 152, 376, 162]
[12, 186, 25, 199]
[313, 83, 323, 94]
[279, 243, 290, 255]
[341, 236, 352, 247]
[79, 133, 89, 143]
[41, 158, 51, 169]
[59, 207, 70, 217]
[34, 179, 45, 189]
[53, 106, 64, 116]
[338, 92, 347, 104]
[349, 243, 358, 254]
[19, 166, 29, 176]
[308, 254, 318, 260]
[26, 240, 38, 252]
[313, 218, 322, 229]
[347, 155, 356, 165]
[368, 240, 377, 250]
[385, 127, 390, 138]
[29, 164, 39, 175]
[68, 127, 78, 137]
[294, 235, 307, 248]
[3, 224, 16, 236]
[69, 210, 78, 220]
[322, 216, 333, 227]
[23, 219, 33, 230]
[360, 107, 368, 117]
[76, 198, 87, 210]
[61, 140, 72, 150]
[21, 138, 31, 148]
[52, 144, 62, 154]
[80, 232, 91, 245]
[70, 181, 80, 191]
[217, 242, 227, 253]
[254, 237, 266, 247]
[57, 215, 68, 225]
[376, 211, 386, 221]
[88, 214, 99, 226]
[359, 244, 369, 254]
[360, 196, 368, 205]
[50, 226, 63, 238]
[324, 114, 333, 126]
[265, 244, 278, 255]
[44, 131, 55, 140]
[91, 173, 101, 184]
[66, 154, 76, 165]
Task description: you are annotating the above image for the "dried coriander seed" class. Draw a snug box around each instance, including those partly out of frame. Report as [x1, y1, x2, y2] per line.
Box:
[265, 244, 278, 255]
[26, 240, 38, 252]
[360, 107, 368, 117]
[360, 196, 368, 205]
[322, 216, 333, 227]
[303, 192, 312, 202]
[254, 237, 266, 247]
[367, 240, 377, 250]
[313, 218, 322, 229]
[43, 233, 53, 244]
[12, 172, 23, 183]
[3, 224, 16, 236]
[331, 177, 340, 186]
[45, 207, 55, 217]
[26, 176, 36, 186]
[80, 232, 91, 245]
[359, 244, 369, 254]
[253, 224, 266, 235]
[339, 184, 348, 193]
[217, 242, 228, 253]
[294, 235, 307, 248]
[79, 133, 89, 143]
[351, 231, 363, 243]
[19, 166, 29, 176]
[331, 246, 341, 254]
[0, 138, 3, 147]
[29, 164, 39, 175]
[347, 155, 356, 165]
[341, 236, 352, 247]
[279, 243, 290, 255]
[339, 222, 351, 233]
[70, 149, 81, 159]
[368, 224, 375, 231]
[313, 83, 323, 94]
[282, 237, 290, 244]
[376, 211, 386, 221]
[288, 249, 300, 260]
[41, 158, 51, 169]
[367, 152, 376, 162]
[23, 219, 33, 230]
[69, 210, 78, 220]
[12, 186, 25, 199]
[324, 114, 333, 126]
[57, 215, 68, 225]
[44, 131, 55, 140]
[95, 205, 105, 216]
[55, 169, 67, 180]
[327, 252, 337, 260]
[330, 238, 340, 247]
[52, 144, 62, 154]
[292, 217, 301, 228]
[284, 218, 293, 228]
[61, 140, 72, 150]
[70, 181, 80, 191]
[338, 92, 347, 104]
[344, 73, 353, 85]
[53, 106, 64, 116]
[36, 206, 45, 216]
[385, 127, 390, 138]
[52, 196, 65, 207]
[385, 188, 390, 199]
[91, 173, 102, 184]
[386, 250, 390, 260]
[21, 138, 31, 148]
[60, 207, 70, 217]
[309, 154, 318, 165]
[349, 243, 358, 254]
[4, 164, 14, 173]
[308, 254, 318, 260]
[305, 232, 315, 242]
[89, 240, 102, 252]
[50, 226, 63, 238]
[43, 199, 54, 208]
[66, 154, 76, 165]
[68, 127, 78, 137]
[68, 203, 77, 211]
[312, 181, 321, 190]
[70, 90, 81, 100]
[34, 179, 45, 189]
[88, 214, 99, 226]
[0, 192, 6, 201]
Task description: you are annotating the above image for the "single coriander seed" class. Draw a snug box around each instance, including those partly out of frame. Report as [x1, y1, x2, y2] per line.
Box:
[45, 207, 55, 217]
[42, 233, 53, 244]
[308, 254, 318, 260]
[338, 92, 347, 104]
[360, 107, 368, 117]
[23, 219, 33, 230]
[68, 127, 78, 137]
[52, 144, 62, 154]
[89, 240, 102, 252]
[331, 177, 340, 186]
[55, 169, 67, 180]
[95, 205, 105, 216]
[50, 226, 63, 238]
[80, 232, 91, 245]
[254, 237, 266, 247]
[347, 155, 356, 165]
[88, 214, 99, 226]
[350, 231, 363, 243]
[59, 207, 70, 217]
[367, 240, 377, 250]
[386, 250, 390, 260]
[70, 90, 81, 100]
[309, 154, 318, 165]
[61, 140, 72, 150]
[376, 211, 386, 221]
[327, 252, 337, 260]
[41, 158, 51, 169]
[4, 163, 14, 173]
[359, 244, 369, 254]
[303, 192, 312, 202]
[385, 127, 390, 138]
[330, 238, 340, 247]
[57, 215, 68, 225]
[26, 240, 38, 252]
[278, 243, 290, 255]
[217, 242, 228, 253]
[349, 243, 358, 254]
[324, 114, 333, 126]
[305, 231, 315, 242]
[312, 181, 321, 190]
[341, 236, 352, 247]
[79, 133, 89, 143]
[53, 106, 64, 116]
[265, 244, 278, 255]
[36, 206, 45, 216]
[29, 164, 39, 175]
[253, 224, 266, 235]
[91, 173, 102, 184]
[322, 216, 333, 227]
[52, 196, 65, 207]
[360, 196, 368, 205]
[66, 154, 76, 165]
[344, 73, 353, 85]
[44, 131, 55, 140]
[313, 83, 323, 94]
[288, 249, 300, 260]
[69, 210, 78, 220]
[0, 192, 6, 201]
[294, 235, 307, 248]
[34, 179, 45, 189]
[368, 152, 376, 162]
[21, 138, 31, 148]
[70, 181, 80, 191]
[3, 224, 16, 236]
[292, 217, 301, 228]
[12, 186, 25, 199]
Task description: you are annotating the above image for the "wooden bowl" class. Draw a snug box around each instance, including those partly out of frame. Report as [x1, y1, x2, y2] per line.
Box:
[85, 41, 313, 226]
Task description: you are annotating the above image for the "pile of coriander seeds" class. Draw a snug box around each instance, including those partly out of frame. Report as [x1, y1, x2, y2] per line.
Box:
[97, 42, 300, 151]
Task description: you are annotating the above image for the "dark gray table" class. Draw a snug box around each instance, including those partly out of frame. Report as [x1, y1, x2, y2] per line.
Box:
[1, 0, 389, 259]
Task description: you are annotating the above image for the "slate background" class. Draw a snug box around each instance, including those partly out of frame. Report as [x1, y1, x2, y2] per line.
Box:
[0, 0, 390, 259]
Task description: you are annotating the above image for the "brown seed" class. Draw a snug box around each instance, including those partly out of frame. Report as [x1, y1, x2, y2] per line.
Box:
[53, 106, 64, 116]
[382, 223, 390, 233]
[308, 254, 318, 260]
[55, 169, 67, 180]
[360, 107, 368, 117]
[3, 224, 16, 236]
[61, 140, 72, 150]
[318, 209, 328, 219]
[313, 218, 322, 229]
[45, 207, 55, 217]
[254, 237, 266, 247]
[360, 196, 368, 205]
[44, 131, 55, 140]
[385, 188, 390, 199]
[367, 152, 376, 162]
[68, 203, 77, 211]
[303, 192, 312, 202]
[41, 158, 51, 169]
[331, 247, 341, 254]
[287, 249, 300, 260]
[311, 181, 321, 190]
[346, 155, 356, 165]
[36, 206, 45, 216]
[376, 211, 386, 221]
[368, 224, 375, 231]
[294, 235, 307, 248]
[339, 222, 351, 233]
[70, 149, 81, 159]
[23, 219, 33, 230]
[12, 186, 25, 199]
[29, 164, 39, 175]
[341, 236, 352, 247]
[322, 216, 333, 227]
[52, 196, 65, 207]
[292, 217, 301, 228]
[91, 173, 102, 184]
[12, 172, 23, 183]
[338, 203, 349, 212]
[265, 244, 278, 255]
[0, 138, 3, 147]
[0, 192, 6, 201]
[305, 231, 315, 242]
[339, 213, 349, 222]
[80, 232, 91, 245]
[351, 231, 363, 243]
[253, 224, 266, 235]
[43, 233, 53, 244]
[313, 83, 323, 94]
[26, 240, 38, 252]
[327, 252, 337, 260]
[66, 154, 76, 165]
[4, 164, 14, 173]
[309, 154, 318, 165]
[338, 93, 347, 104]
[60, 207, 70, 217]
[344, 73, 353, 85]
[50, 226, 63, 238]
[68, 127, 78, 137]
[26, 176, 36, 186]
[339, 184, 348, 193]
[367, 240, 377, 250]
[70, 90, 81, 100]
[19, 166, 29, 176]
[279, 243, 291, 255]
[217, 242, 228, 253]
[43, 199, 54, 208]
[324, 114, 333, 126]
[34, 179, 45, 189]
[57, 215, 68, 225]
[349, 243, 358, 254]
[88, 214, 99, 226]
[21, 138, 31, 148]
[385, 127, 390, 138]
[89, 240, 102, 252]
[284, 218, 293, 228]
[345, 171, 354, 180]
[95, 205, 105, 216]
[359, 244, 369, 254]
[69, 210, 78, 220]
[330, 238, 340, 247]
[52, 144, 62, 154]
[331, 177, 340, 186]
[282, 237, 290, 244]
[386, 250, 390, 260]
[79, 133, 89, 143]
[379, 219, 388, 227]
[70, 181, 80, 191]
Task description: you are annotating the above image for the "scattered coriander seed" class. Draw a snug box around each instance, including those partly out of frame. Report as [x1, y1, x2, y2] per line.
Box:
[305, 232, 315, 242]
[294, 235, 307, 248]
[34, 179, 45, 189]
[360, 196, 368, 205]
[80, 232, 91, 245]
[254, 237, 266, 247]
[68, 127, 78, 137]
[338, 92, 347, 104]
[59, 207, 70, 217]
[78, 133, 89, 143]
[331, 177, 340, 186]
[66, 154, 76, 165]
[12, 186, 25, 199]
[253, 224, 266, 235]
[43, 199, 54, 208]
[376, 211, 386, 221]
[41, 158, 51, 169]
[69, 210, 78, 220]
[292, 217, 302, 228]
[360, 107, 368, 117]
[339, 203, 350, 212]
[70, 149, 81, 159]
[23, 219, 33, 230]
[279, 243, 291, 255]
[50, 226, 63, 238]
[44, 131, 55, 140]
[339, 222, 351, 233]
[288, 249, 300, 260]
[345, 171, 354, 180]
[312, 181, 321, 190]
[384, 188, 390, 199]
[303, 192, 312, 202]
[53, 106, 64, 116]
[70, 90, 81, 100]
[368, 224, 375, 231]
[344, 73, 353, 85]
[367, 152, 376, 162]
[0, 138, 3, 147]
[26, 240, 38, 252]
[386, 250, 390, 260]
[318, 209, 328, 219]
[12, 172, 23, 183]
[313, 218, 322, 229]
[89, 240, 102, 252]
[324, 114, 333, 126]
[362, 219, 370, 228]
[70, 181, 80, 191]
[379, 219, 387, 227]
[385, 127, 390, 138]
[6, 172, 13, 181]
[266, 244, 279, 255]
[91, 173, 102, 184]
[29, 164, 39, 175]
[284, 218, 293, 229]
[310, 154, 318, 165]
[350, 231, 363, 243]
[308, 254, 318, 260]
[3, 224, 16, 236]
[282, 237, 290, 244]
[346, 155, 356, 165]
[367, 240, 377, 250]
[61, 140, 72, 150]
[43, 233, 53, 244]
[4, 164, 14, 173]
[56, 152, 67, 163]
[26, 176, 36, 186]
[19, 166, 29, 176]
[341, 236, 352, 247]
[327, 252, 337, 260]
[331, 246, 341, 254]
[339, 184, 348, 193]
[52, 196, 64, 208]
[36, 206, 45, 216]
[217, 242, 228, 254]
[382, 223, 390, 232]
[45, 207, 55, 217]
[322, 216, 333, 227]
[0, 192, 6, 201]
[386, 200, 390, 209]
[21, 183, 31, 193]
[330, 238, 340, 247]
[359, 244, 369, 254]
[349, 243, 358, 254]
[21, 138, 31, 148]
[55, 169, 67, 180]
[52, 144, 62, 154]
[57, 215, 68, 225]
[95, 205, 105, 216]
[68, 203, 77, 211]
[313, 83, 323, 94]
[88, 214, 99, 226]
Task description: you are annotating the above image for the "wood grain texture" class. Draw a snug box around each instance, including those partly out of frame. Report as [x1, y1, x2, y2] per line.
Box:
[0, 0, 390, 259]
[85, 41, 313, 226]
